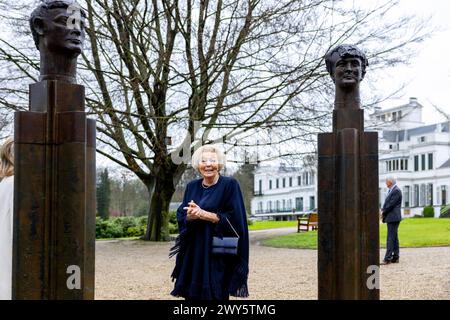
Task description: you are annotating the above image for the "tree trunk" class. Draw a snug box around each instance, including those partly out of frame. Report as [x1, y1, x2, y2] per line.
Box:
[142, 169, 176, 241]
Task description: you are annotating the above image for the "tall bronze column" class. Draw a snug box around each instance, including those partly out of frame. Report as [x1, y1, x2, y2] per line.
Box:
[318, 45, 379, 300]
[12, 1, 95, 300]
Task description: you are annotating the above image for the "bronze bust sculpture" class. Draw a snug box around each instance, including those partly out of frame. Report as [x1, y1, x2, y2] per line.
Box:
[325, 45, 369, 110]
[318, 44, 379, 300]
[30, 0, 86, 84]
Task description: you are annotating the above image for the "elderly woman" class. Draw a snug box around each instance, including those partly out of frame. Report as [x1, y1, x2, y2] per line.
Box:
[170, 144, 249, 300]
[0, 137, 14, 300]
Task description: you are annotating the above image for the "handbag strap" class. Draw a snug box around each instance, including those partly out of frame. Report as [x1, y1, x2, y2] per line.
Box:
[224, 217, 240, 238]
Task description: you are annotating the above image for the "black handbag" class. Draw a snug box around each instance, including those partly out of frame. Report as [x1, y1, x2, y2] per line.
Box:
[212, 217, 239, 255]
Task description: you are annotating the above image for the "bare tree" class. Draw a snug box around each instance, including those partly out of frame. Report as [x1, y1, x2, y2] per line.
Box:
[432, 103, 450, 121]
[0, 0, 429, 240]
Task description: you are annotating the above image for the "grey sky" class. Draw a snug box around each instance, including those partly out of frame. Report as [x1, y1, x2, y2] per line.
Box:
[367, 0, 450, 124]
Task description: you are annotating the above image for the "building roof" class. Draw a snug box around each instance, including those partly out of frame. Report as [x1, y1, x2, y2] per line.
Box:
[372, 98, 423, 116]
[278, 165, 301, 173]
[382, 121, 450, 143]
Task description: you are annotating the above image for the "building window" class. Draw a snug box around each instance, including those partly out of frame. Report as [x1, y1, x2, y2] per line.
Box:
[414, 155, 419, 171]
[259, 180, 262, 194]
[303, 172, 309, 186]
[386, 162, 389, 172]
[275, 200, 280, 211]
[427, 183, 433, 206]
[420, 184, 426, 207]
[311, 172, 315, 184]
[269, 180, 272, 189]
[282, 178, 286, 188]
[428, 153, 433, 170]
[298, 176, 301, 186]
[404, 186, 410, 208]
[287, 199, 292, 210]
[405, 159, 408, 171]
[258, 202, 263, 212]
[268, 201, 272, 212]
[414, 184, 419, 207]
[395, 159, 399, 171]
[289, 177, 293, 187]
[296, 197, 303, 211]
[419, 136, 426, 143]
[442, 186, 447, 206]
[309, 196, 315, 210]
[400, 160, 404, 171]
[421, 154, 426, 171]
[388, 161, 392, 172]
[282, 199, 286, 211]
[276, 179, 279, 189]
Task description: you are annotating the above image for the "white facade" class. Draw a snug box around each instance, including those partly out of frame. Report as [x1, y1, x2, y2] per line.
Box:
[251, 164, 317, 219]
[369, 97, 424, 131]
[377, 104, 450, 218]
[251, 98, 450, 219]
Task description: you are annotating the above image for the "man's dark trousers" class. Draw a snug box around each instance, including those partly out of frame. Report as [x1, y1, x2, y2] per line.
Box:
[382, 185, 402, 262]
[385, 221, 400, 261]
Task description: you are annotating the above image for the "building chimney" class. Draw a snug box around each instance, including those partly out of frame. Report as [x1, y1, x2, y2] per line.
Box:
[409, 97, 418, 105]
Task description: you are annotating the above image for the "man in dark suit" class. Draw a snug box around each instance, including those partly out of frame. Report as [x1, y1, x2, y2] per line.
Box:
[381, 176, 402, 264]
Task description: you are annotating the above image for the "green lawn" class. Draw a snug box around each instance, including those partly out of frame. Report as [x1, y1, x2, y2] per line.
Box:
[248, 220, 297, 231]
[263, 218, 450, 249]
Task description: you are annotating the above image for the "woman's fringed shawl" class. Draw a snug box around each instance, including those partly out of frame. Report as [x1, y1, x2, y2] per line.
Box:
[169, 176, 250, 299]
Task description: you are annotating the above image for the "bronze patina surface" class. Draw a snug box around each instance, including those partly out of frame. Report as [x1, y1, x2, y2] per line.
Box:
[318, 45, 379, 300]
[13, 0, 95, 300]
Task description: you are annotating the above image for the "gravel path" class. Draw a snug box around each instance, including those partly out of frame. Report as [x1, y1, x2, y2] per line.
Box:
[95, 229, 450, 300]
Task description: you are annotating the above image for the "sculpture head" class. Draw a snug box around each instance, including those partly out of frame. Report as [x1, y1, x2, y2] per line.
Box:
[30, 0, 86, 56]
[325, 45, 368, 90]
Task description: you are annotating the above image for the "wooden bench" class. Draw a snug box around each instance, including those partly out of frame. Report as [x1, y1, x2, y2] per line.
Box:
[297, 212, 318, 232]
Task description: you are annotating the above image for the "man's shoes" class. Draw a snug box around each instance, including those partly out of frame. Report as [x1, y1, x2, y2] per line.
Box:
[391, 258, 399, 263]
[380, 260, 391, 265]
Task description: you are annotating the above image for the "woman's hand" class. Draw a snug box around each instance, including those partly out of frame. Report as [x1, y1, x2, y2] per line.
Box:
[184, 200, 219, 223]
[184, 200, 201, 221]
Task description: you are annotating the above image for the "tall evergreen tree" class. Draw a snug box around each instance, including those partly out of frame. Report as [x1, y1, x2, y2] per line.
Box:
[97, 168, 111, 219]
[233, 162, 257, 217]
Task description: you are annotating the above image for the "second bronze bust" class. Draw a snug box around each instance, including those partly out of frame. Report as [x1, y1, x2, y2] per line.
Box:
[325, 45, 369, 110]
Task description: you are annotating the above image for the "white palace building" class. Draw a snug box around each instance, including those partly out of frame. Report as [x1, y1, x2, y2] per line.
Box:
[250, 98, 450, 219]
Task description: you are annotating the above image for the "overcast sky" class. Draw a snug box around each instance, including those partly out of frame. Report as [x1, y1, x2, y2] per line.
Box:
[3, 0, 449, 168]
[368, 0, 450, 124]
[95, 0, 450, 169]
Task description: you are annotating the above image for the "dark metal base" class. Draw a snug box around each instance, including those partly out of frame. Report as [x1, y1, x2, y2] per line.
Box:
[318, 110, 379, 300]
[13, 80, 96, 300]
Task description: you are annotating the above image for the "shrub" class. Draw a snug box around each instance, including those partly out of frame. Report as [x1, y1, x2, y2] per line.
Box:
[169, 210, 177, 225]
[169, 222, 179, 235]
[422, 206, 435, 218]
[127, 225, 147, 237]
[440, 205, 450, 218]
[96, 217, 124, 239]
[96, 216, 148, 239]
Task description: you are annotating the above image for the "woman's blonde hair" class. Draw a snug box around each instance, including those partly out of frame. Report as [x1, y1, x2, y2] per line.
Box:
[0, 137, 14, 178]
[191, 144, 226, 172]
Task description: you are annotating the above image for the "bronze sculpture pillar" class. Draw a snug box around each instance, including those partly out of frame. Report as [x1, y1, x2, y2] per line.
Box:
[318, 45, 379, 300]
[12, 0, 95, 299]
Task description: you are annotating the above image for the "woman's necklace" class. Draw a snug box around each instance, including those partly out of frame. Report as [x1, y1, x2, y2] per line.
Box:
[202, 175, 220, 189]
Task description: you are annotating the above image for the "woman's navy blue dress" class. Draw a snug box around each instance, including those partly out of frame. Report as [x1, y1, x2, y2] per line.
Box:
[170, 175, 249, 300]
